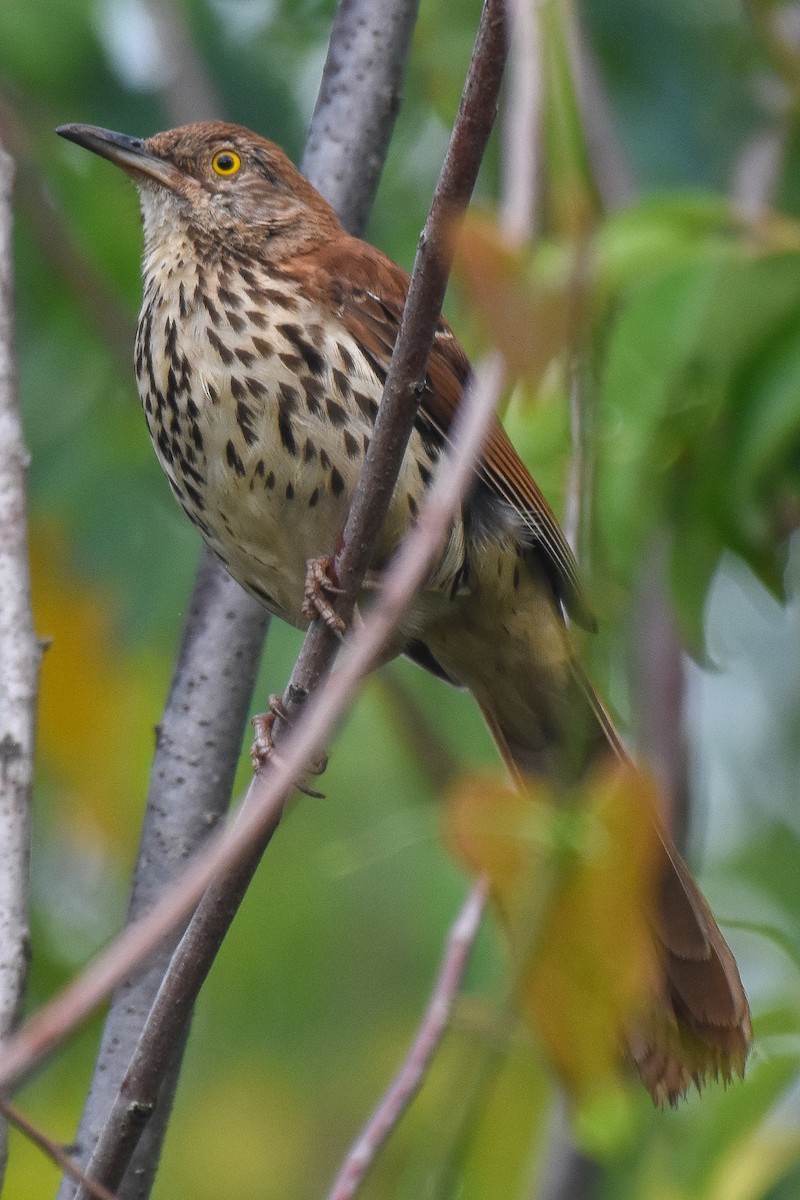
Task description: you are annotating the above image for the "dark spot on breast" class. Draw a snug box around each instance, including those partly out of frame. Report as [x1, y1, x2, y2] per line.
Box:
[408, 495, 418, 519]
[201, 294, 221, 326]
[230, 377, 245, 400]
[332, 367, 350, 398]
[303, 439, 316, 462]
[278, 382, 299, 412]
[277, 324, 325, 376]
[319, 448, 331, 471]
[186, 397, 199, 419]
[418, 463, 432, 487]
[178, 283, 188, 318]
[236, 400, 257, 445]
[361, 348, 387, 384]
[330, 466, 345, 497]
[354, 392, 378, 422]
[227, 310, 246, 334]
[206, 382, 219, 404]
[338, 343, 355, 374]
[208, 329, 234, 365]
[265, 470, 275, 490]
[309, 487, 320, 507]
[303, 377, 323, 417]
[278, 410, 297, 456]
[218, 285, 241, 309]
[225, 439, 246, 476]
[246, 308, 268, 329]
[326, 398, 347, 427]
[245, 376, 267, 399]
[235, 347, 255, 366]
[157, 428, 173, 463]
[191, 423, 204, 451]
[254, 459, 265, 477]
[279, 352, 303, 371]
[285, 481, 294, 500]
[343, 430, 360, 459]
[184, 482, 205, 510]
[252, 336, 274, 358]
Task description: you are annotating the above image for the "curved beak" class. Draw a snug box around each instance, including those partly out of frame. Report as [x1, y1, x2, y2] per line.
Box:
[56, 124, 183, 190]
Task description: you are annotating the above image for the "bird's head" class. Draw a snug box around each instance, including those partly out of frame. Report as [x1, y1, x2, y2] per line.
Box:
[57, 120, 340, 260]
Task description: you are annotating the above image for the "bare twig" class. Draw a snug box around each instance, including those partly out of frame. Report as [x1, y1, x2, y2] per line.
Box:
[0, 141, 40, 1189]
[373, 670, 461, 793]
[564, 8, 636, 211]
[0, 90, 135, 368]
[501, 0, 544, 243]
[325, 878, 489, 1200]
[0, 1099, 119, 1200]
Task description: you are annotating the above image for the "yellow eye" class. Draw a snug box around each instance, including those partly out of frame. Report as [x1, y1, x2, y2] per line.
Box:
[212, 149, 241, 177]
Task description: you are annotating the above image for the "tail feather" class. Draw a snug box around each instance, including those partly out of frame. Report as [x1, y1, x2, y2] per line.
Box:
[479, 678, 752, 1105]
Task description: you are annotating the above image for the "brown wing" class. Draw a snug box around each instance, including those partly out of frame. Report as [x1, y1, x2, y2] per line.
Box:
[308, 235, 594, 628]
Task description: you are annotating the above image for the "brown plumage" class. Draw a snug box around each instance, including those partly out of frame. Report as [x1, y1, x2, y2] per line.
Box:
[56, 119, 751, 1102]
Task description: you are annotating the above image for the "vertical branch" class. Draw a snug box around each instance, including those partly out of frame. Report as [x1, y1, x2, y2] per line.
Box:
[0, 142, 40, 1188]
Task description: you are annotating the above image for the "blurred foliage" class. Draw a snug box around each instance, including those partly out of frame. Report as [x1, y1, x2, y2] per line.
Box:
[1, 0, 800, 1197]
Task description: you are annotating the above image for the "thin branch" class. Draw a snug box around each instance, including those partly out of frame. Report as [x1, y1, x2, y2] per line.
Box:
[0, 90, 135, 369]
[0, 140, 40, 1190]
[373, 670, 461, 794]
[501, 0, 544, 243]
[325, 878, 489, 1200]
[0, 1099, 119, 1200]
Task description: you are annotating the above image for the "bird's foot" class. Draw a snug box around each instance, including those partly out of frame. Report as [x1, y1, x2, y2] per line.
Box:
[302, 555, 346, 636]
[251, 693, 328, 797]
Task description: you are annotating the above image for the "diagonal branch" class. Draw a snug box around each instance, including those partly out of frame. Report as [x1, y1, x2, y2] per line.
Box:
[0, 141, 41, 1191]
[325, 878, 489, 1200]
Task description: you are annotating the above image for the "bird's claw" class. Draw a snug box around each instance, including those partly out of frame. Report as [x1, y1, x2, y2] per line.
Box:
[250, 693, 328, 797]
[302, 556, 346, 637]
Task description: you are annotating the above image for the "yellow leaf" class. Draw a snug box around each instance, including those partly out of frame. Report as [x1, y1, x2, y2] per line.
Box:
[446, 764, 662, 1116]
[453, 213, 587, 387]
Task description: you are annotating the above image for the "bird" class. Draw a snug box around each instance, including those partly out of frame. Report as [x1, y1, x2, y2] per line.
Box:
[56, 119, 751, 1103]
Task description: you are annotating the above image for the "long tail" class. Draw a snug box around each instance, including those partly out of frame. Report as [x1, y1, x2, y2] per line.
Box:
[479, 674, 752, 1105]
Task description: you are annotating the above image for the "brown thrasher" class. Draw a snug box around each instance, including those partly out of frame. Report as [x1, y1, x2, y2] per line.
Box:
[57, 120, 751, 1103]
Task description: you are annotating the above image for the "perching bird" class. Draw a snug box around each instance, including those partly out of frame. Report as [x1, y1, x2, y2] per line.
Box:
[57, 119, 751, 1103]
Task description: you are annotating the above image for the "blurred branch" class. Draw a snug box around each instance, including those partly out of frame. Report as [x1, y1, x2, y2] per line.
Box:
[632, 544, 690, 850]
[0, 90, 135, 368]
[374, 669, 461, 793]
[325, 878, 489, 1200]
[305, 0, 422, 235]
[0, 1099, 119, 1200]
[141, 0, 224, 124]
[0, 141, 39, 1191]
[564, 6, 636, 211]
[501, 0, 544, 242]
